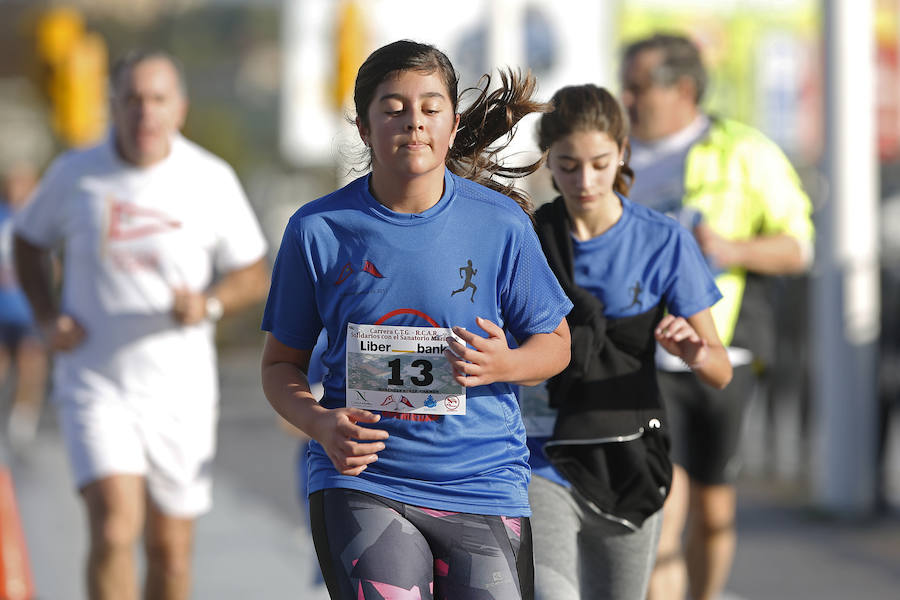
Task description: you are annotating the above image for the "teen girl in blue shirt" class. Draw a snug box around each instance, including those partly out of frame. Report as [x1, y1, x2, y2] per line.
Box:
[261, 40, 572, 600]
[526, 85, 732, 600]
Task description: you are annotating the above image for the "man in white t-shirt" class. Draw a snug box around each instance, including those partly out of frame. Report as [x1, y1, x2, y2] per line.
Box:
[14, 50, 268, 600]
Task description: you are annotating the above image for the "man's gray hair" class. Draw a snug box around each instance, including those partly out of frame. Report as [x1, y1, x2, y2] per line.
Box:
[622, 33, 707, 104]
[110, 49, 188, 98]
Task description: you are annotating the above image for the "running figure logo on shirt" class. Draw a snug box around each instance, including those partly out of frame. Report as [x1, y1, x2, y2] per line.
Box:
[628, 280, 643, 309]
[451, 259, 478, 302]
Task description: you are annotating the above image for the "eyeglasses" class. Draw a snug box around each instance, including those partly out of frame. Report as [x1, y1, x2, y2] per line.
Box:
[622, 76, 675, 98]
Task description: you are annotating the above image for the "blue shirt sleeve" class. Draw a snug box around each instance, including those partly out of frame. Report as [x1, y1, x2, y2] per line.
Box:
[502, 220, 572, 342]
[261, 218, 322, 349]
[664, 226, 722, 318]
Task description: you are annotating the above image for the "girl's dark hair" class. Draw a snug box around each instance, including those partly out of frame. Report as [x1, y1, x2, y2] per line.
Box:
[354, 39, 549, 214]
[536, 84, 634, 196]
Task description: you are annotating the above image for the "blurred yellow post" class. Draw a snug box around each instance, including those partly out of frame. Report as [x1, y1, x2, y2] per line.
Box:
[35, 7, 109, 147]
[35, 6, 83, 66]
[333, 0, 366, 110]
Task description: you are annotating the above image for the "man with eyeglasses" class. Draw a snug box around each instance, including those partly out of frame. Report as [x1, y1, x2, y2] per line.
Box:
[620, 33, 815, 600]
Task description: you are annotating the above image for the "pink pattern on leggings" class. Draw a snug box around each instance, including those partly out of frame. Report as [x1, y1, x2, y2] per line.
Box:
[370, 580, 424, 599]
[501, 516, 521, 537]
[419, 508, 459, 518]
[434, 558, 450, 577]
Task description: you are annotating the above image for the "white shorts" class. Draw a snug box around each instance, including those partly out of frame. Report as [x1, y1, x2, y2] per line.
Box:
[57, 393, 218, 518]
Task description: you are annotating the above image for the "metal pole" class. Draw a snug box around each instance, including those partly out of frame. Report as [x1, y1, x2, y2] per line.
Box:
[813, 0, 880, 515]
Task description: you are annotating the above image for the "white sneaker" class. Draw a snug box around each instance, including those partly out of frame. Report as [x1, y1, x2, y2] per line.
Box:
[7, 403, 40, 451]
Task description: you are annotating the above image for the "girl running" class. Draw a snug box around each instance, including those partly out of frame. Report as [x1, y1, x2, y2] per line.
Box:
[525, 84, 732, 600]
[261, 40, 571, 600]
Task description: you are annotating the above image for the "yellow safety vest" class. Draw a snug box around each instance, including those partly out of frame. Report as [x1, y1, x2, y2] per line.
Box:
[683, 118, 814, 344]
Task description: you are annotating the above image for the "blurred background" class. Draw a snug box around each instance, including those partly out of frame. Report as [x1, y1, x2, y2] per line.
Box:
[0, 0, 898, 598]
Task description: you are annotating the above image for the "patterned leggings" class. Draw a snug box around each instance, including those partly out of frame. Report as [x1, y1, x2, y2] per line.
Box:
[309, 488, 533, 600]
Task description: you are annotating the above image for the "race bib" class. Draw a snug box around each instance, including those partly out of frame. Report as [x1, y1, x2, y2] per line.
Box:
[346, 323, 466, 415]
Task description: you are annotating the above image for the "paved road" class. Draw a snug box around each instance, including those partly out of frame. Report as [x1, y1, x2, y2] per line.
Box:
[5, 347, 900, 599]
[6, 347, 328, 600]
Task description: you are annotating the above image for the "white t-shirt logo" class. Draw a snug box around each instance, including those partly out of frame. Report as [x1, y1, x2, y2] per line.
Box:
[105, 197, 183, 275]
[107, 197, 182, 242]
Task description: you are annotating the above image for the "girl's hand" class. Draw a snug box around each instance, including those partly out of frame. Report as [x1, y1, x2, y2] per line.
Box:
[309, 408, 389, 476]
[655, 314, 708, 369]
[443, 316, 514, 387]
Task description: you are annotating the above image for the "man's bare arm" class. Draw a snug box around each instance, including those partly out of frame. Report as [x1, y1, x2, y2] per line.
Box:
[14, 234, 57, 324]
[14, 234, 85, 350]
[694, 224, 810, 275]
[173, 258, 270, 325]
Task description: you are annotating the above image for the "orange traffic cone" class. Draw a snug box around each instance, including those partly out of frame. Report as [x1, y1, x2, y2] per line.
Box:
[0, 467, 34, 600]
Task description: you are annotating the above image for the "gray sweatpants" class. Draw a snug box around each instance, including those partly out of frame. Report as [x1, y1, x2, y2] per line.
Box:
[529, 473, 662, 600]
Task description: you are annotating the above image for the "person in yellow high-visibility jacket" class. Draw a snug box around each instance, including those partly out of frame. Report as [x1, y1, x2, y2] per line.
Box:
[620, 33, 814, 600]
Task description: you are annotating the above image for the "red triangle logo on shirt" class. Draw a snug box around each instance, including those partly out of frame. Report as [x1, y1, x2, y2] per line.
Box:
[362, 260, 384, 278]
[335, 261, 355, 285]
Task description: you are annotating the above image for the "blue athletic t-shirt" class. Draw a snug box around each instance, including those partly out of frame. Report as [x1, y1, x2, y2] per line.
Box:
[527, 194, 721, 484]
[262, 169, 572, 516]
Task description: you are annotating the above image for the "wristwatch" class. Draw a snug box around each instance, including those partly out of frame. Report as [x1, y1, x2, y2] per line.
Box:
[205, 295, 224, 322]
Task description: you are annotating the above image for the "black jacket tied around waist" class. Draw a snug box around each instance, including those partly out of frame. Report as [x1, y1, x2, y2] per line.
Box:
[533, 197, 673, 529]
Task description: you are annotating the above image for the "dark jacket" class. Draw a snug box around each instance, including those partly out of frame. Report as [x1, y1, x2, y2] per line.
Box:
[533, 197, 672, 530]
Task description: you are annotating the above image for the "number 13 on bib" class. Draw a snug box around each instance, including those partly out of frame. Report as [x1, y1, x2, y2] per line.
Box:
[346, 323, 466, 415]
